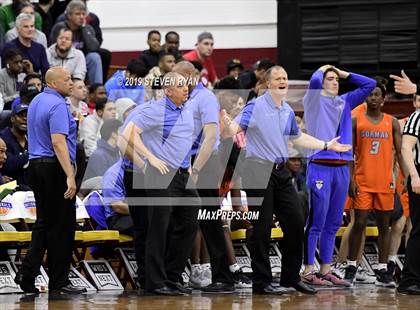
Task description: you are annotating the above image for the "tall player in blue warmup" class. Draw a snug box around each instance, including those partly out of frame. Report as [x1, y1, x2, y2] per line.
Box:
[302, 65, 375, 286]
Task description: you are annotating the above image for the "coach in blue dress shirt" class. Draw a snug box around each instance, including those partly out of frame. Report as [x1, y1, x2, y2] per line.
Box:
[122, 71, 199, 295]
[222, 65, 351, 295]
[173, 61, 235, 293]
[14, 67, 85, 295]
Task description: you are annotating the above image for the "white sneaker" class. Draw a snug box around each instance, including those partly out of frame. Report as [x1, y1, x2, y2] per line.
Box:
[200, 265, 212, 287]
[332, 262, 347, 279]
[356, 266, 376, 284]
[189, 265, 205, 288]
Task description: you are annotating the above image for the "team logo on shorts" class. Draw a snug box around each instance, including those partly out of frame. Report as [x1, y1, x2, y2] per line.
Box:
[315, 180, 324, 190]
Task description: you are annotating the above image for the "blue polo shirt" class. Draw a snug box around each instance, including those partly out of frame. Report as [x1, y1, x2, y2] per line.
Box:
[129, 96, 194, 169]
[235, 91, 301, 163]
[28, 87, 77, 162]
[120, 101, 152, 171]
[102, 159, 126, 219]
[189, 83, 220, 155]
[105, 70, 145, 105]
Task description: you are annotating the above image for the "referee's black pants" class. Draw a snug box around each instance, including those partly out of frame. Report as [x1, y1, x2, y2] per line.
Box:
[144, 166, 200, 290]
[193, 153, 234, 285]
[123, 170, 148, 286]
[400, 165, 420, 288]
[242, 158, 305, 289]
[21, 159, 76, 290]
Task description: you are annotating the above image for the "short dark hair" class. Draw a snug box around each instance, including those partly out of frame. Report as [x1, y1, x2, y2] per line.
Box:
[190, 60, 203, 72]
[3, 48, 22, 63]
[100, 119, 122, 141]
[373, 76, 387, 99]
[165, 31, 179, 41]
[127, 58, 148, 78]
[89, 83, 104, 94]
[256, 58, 275, 71]
[95, 98, 108, 111]
[158, 52, 174, 61]
[24, 72, 41, 84]
[323, 67, 340, 81]
[38, 0, 54, 5]
[214, 76, 243, 90]
[148, 30, 161, 40]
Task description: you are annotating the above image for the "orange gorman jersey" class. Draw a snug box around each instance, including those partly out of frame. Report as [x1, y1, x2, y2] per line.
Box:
[354, 112, 395, 193]
[352, 102, 367, 118]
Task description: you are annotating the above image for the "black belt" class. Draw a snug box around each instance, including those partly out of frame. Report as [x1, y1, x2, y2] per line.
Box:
[246, 157, 285, 170]
[30, 157, 58, 163]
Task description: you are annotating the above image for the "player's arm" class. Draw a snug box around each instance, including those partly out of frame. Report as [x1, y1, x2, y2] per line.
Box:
[122, 121, 169, 174]
[392, 117, 408, 178]
[349, 117, 358, 198]
[220, 109, 243, 137]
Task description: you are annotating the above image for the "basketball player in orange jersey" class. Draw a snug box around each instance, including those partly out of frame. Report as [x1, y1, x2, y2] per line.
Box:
[344, 79, 407, 287]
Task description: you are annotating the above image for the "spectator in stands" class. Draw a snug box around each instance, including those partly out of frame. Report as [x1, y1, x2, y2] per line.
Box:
[226, 59, 243, 79]
[84, 118, 122, 180]
[50, 0, 102, 84]
[105, 58, 147, 105]
[35, 0, 55, 39]
[11, 72, 43, 109]
[239, 58, 275, 89]
[139, 30, 164, 72]
[0, 48, 24, 111]
[163, 31, 182, 62]
[1, 13, 49, 77]
[102, 160, 133, 235]
[5, 2, 48, 49]
[115, 98, 136, 122]
[67, 78, 88, 120]
[55, 0, 111, 81]
[47, 28, 86, 81]
[0, 138, 8, 184]
[184, 32, 218, 86]
[79, 100, 116, 157]
[143, 52, 175, 100]
[0, 0, 42, 48]
[19, 84, 40, 105]
[87, 83, 106, 114]
[0, 103, 30, 190]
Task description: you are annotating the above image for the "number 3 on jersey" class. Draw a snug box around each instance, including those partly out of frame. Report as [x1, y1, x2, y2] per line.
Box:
[370, 140, 380, 155]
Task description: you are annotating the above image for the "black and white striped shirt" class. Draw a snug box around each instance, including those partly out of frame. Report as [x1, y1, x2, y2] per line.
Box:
[403, 110, 420, 165]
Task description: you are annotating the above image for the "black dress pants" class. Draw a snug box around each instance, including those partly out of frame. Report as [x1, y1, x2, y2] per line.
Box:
[21, 159, 76, 290]
[242, 158, 305, 289]
[193, 153, 234, 285]
[400, 165, 420, 288]
[144, 167, 199, 290]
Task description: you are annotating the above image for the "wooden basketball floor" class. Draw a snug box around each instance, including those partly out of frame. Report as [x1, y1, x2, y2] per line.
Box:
[1, 286, 419, 310]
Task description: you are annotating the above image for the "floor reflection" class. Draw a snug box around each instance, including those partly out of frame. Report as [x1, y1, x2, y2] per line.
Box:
[0, 286, 419, 310]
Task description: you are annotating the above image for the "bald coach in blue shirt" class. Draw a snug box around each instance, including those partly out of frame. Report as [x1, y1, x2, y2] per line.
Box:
[14, 67, 85, 295]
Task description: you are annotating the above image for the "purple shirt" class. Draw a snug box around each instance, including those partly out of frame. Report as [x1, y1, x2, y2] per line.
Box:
[28, 87, 77, 162]
[129, 97, 194, 169]
[102, 159, 126, 219]
[303, 70, 376, 161]
[235, 91, 301, 163]
[189, 83, 220, 155]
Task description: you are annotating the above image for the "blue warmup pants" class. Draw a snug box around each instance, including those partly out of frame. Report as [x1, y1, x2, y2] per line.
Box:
[304, 162, 350, 265]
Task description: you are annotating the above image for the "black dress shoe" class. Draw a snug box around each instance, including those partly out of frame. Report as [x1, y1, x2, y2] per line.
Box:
[397, 285, 420, 295]
[50, 284, 87, 295]
[152, 285, 183, 296]
[282, 280, 317, 295]
[167, 281, 193, 295]
[253, 284, 284, 295]
[201, 282, 235, 294]
[14, 273, 39, 294]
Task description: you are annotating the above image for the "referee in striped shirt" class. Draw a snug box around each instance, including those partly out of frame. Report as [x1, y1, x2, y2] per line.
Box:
[390, 70, 420, 295]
